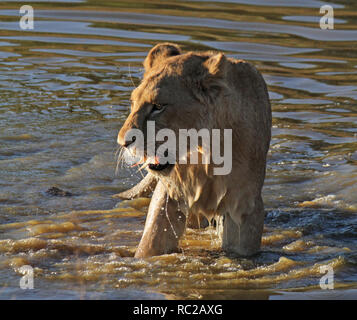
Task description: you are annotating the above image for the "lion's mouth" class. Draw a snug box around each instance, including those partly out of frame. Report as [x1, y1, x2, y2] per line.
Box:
[148, 162, 173, 171]
[129, 153, 174, 172]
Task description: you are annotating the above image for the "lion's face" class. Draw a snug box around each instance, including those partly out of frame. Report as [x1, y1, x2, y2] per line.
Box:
[117, 43, 228, 174]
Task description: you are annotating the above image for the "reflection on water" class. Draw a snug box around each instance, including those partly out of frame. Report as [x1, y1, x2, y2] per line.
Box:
[0, 0, 356, 299]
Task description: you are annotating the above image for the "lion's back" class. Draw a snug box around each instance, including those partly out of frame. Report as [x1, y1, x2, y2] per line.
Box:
[227, 58, 272, 153]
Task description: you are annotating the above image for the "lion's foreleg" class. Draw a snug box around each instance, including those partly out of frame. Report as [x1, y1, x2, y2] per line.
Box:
[113, 173, 157, 200]
[134, 180, 186, 258]
[222, 195, 265, 256]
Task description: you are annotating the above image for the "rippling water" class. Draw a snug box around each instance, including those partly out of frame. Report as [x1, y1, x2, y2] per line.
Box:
[0, 0, 356, 299]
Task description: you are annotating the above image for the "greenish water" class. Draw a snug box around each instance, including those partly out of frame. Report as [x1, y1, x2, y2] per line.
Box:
[0, 0, 356, 299]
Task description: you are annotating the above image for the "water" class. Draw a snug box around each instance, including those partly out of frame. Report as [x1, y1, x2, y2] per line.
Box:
[0, 0, 356, 299]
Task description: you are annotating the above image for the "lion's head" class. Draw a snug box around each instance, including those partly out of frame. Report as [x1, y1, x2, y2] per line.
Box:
[117, 43, 232, 177]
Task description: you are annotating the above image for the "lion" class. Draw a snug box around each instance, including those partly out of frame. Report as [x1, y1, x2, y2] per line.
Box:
[116, 43, 272, 258]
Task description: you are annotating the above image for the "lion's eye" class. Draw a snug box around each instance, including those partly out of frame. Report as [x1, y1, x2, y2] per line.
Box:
[151, 103, 167, 115]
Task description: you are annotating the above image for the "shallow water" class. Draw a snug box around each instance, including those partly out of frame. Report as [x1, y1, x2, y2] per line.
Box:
[0, 0, 356, 299]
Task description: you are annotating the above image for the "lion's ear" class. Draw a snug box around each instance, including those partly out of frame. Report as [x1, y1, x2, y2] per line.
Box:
[203, 53, 227, 79]
[143, 43, 181, 72]
[200, 53, 228, 100]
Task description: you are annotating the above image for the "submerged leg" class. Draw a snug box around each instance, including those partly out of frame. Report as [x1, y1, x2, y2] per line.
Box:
[113, 173, 157, 200]
[222, 196, 265, 256]
[135, 180, 186, 258]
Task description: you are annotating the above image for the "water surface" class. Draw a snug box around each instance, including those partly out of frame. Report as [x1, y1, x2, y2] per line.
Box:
[0, 0, 356, 299]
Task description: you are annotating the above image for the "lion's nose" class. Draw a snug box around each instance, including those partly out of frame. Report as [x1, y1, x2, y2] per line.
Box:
[117, 132, 136, 148]
[117, 111, 140, 147]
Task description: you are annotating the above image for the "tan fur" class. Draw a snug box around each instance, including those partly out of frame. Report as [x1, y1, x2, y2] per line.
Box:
[118, 43, 272, 258]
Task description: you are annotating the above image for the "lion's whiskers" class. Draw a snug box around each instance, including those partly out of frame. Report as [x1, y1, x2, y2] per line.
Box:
[115, 143, 150, 180]
[115, 146, 125, 175]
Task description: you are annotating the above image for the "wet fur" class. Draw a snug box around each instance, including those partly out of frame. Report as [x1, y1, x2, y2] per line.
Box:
[117, 43, 272, 257]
